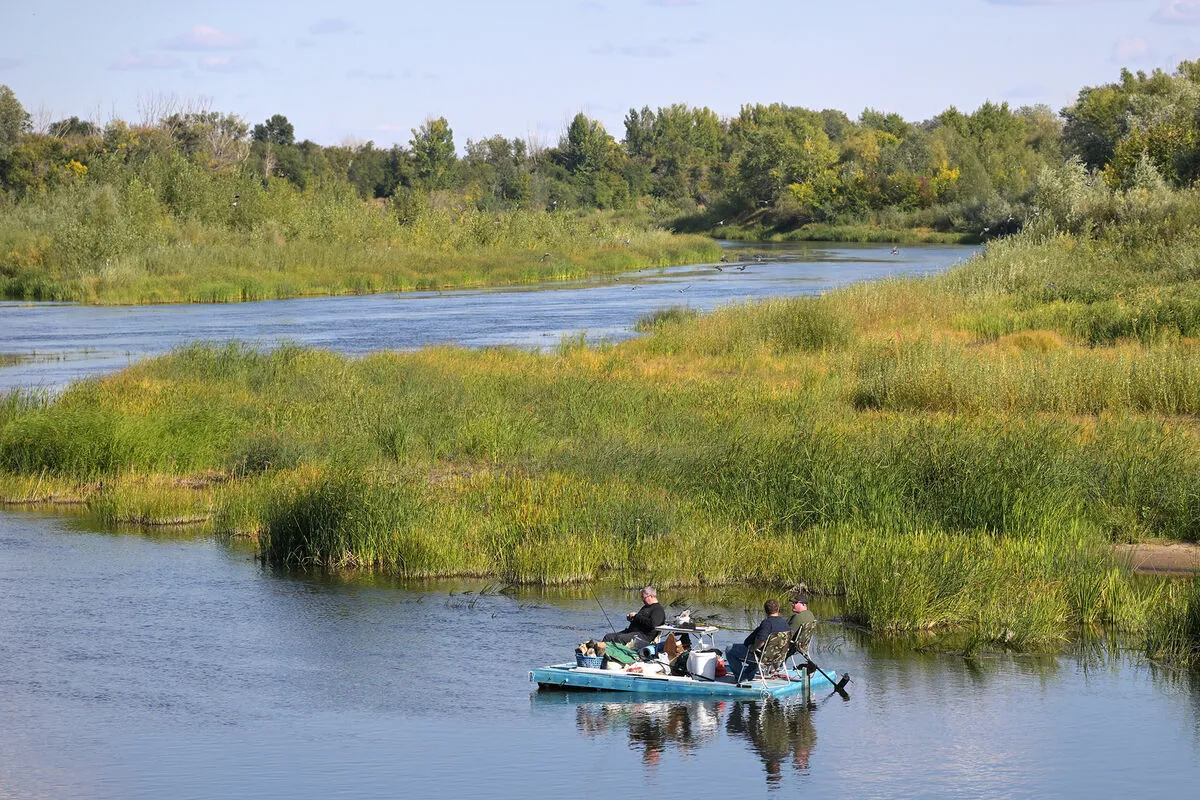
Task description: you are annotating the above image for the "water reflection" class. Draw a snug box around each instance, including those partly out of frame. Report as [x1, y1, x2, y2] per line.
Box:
[725, 699, 819, 787]
[6, 510, 1200, 797]
[537, 692, 823, 789]
[575, 698, 723, 767]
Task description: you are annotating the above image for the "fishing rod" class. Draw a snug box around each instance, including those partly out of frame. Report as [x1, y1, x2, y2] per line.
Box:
[591, 588, 618, 636]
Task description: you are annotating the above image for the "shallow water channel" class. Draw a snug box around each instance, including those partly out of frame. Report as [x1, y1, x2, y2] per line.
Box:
[0, 242, 969, 391]
[2, 512, 1199, 798]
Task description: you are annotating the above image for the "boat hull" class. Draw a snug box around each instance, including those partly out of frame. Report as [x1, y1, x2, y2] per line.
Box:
[529, 663, 837, 699]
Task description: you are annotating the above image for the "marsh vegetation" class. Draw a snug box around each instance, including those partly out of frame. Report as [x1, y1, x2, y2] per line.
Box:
[4, 166, 1200, 664]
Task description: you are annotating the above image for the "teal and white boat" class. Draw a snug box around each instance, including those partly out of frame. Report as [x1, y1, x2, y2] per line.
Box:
[531, 623, 848, 699]
[529, 662, 841, 699]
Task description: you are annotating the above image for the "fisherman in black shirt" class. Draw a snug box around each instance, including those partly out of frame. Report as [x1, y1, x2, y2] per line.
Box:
[603, 586, 665, 649]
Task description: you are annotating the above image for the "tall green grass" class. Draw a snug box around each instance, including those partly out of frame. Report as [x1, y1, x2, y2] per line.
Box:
[1144, 580, 1200, 669]
[0, 168, 719, 304]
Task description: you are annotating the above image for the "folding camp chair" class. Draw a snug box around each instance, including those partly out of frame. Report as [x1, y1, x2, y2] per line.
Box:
[737, 630, 792, 684]
[786, 620, 817, 669]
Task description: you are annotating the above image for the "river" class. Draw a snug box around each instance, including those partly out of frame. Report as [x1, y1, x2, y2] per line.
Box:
[0, 242, 968, 392]
[4, 243, 1199, 797]
[1, 512, 1198, 798]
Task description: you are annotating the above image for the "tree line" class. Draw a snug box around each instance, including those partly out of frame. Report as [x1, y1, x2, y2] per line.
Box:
[1, 60, 1199, 234]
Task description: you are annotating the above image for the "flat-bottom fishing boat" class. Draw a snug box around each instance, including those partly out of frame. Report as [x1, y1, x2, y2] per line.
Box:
[531, 622, 847, 699]
[530, 662, 841, 699]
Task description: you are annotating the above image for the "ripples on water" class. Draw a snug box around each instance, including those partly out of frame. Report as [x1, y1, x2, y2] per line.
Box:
[2, 513, 1199, 798]
[0, 243, 973, 392]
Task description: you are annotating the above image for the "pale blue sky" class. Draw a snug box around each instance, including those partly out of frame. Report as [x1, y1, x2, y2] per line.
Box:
[1, 0, 1197, 148]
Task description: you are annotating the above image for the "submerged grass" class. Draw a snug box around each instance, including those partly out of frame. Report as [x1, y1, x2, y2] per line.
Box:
[5, 212, 1200, 662]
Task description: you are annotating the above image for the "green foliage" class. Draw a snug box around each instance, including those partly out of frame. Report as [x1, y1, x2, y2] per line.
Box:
[0, 84, 29, 162]
[1063, 62, 1200, 188]
[7, 195, 1200, 651]
[1144, 579, 1200, 668]
[633, 305, 699, 332]
[252, 114, 295, 147]
[410, 117, 457, 190]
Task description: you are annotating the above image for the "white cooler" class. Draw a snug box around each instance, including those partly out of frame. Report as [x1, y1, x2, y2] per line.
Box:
[686, 650, 719, 680]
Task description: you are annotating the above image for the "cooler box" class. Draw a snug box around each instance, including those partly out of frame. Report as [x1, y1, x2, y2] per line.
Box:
[687, 650, 719, 680]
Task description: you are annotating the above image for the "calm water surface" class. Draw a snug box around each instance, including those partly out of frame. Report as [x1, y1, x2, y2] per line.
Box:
[0, 243, 971, 391]
[4, 243, 1198, 797]
[2, 513, 1198, 799]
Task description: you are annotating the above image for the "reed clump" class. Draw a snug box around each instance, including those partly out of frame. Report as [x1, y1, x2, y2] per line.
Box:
[1144, 580, 1200, 669]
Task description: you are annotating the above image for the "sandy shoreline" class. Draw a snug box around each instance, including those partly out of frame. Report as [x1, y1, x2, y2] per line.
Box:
[1114, 543, 1200, 576]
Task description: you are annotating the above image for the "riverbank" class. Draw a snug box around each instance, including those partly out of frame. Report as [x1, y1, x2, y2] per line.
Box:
[1, 192, 719, 304]
[712, 222, 978, 245]
[1116, 543, 1200, 576]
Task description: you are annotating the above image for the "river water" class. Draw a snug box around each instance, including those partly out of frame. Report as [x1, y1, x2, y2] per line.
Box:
[0, 242, 968, 392]
[3, 243, 1199, 796]
[1, 513, 1198, 799]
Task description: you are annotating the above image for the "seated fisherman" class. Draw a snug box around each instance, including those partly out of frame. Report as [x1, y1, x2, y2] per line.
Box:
[725, 599, 789, 682]
[603, 586, 665, 649]
[787, 594, 817, 656]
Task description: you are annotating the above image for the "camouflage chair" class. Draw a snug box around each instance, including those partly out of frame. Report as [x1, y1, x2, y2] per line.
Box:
[742, 631, 792, 683]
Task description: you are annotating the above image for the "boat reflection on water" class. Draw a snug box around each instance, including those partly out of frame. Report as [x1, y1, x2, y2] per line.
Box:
[725, 698, 818, 786]
[575, 698, 723, 766]
[533, 692, 819, 787]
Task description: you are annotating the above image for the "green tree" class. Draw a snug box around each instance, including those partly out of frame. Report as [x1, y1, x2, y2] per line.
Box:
[252, 114, 295, 147]
[726, 104, 839, 216]
[463, 135, 530, 206]
[559, 113, 629, 208]
[410, 117, 457, 190]
[0, 84, 30, 163]
[48, 116, 99, 139]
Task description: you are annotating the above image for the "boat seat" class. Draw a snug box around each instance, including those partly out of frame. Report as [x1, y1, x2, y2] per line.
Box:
[740, 630, 792, 683]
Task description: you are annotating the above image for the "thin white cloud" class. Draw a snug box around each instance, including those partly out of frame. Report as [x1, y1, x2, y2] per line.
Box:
[161, 25, 251, 51]
[347, 69, 395, 81]
[591, 42, 673, 58]
[310, 18, 357, 35]
[1114, 35, 1153, 60]
[1160, 36, 1200, 64]
[197, 55, 263, 73]
[110, 52, 186, 71]
[986, 0, 1141, 5]
[0, 57, 24, 70]
[1156, 0, 1200, 23]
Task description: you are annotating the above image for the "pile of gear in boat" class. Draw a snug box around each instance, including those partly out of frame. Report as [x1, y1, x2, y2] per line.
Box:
[574, 626, 723, 679]
[574, 586, 819, 683]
